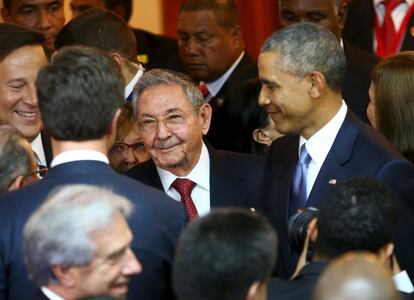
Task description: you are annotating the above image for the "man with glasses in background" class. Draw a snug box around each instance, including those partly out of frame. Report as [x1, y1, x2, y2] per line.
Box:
[55, 8, 144, 102]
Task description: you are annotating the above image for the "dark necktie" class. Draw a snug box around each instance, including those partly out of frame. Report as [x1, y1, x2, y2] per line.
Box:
[290, 144, 311, 216]
[382, 0, 403, 56]
[172, 178, 198, 221]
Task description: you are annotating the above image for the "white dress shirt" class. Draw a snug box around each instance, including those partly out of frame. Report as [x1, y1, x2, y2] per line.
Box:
[202, 51, 245, 99]
[299, 101, 348, 198]
[31, 133, 47, 167]
[157, 143, 210, 216]
[51, 150, 109, 167]
[124, 67, 144, 100]
[373, 0, 414, 50]
[40, 287, 65, 300]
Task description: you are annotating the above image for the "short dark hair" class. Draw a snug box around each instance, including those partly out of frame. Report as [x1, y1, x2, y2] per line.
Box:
[173, 208, 277, 300]
[0, 125, 33, 193]
[0, 23, 47, 62]
[36, 45, 124, 141]
[54, 8, 137, 61]
[316, 178, 397, 258]
[104, 0, 132, 22]
[3, 0, 11, 10]
[180, 0, 240, 30]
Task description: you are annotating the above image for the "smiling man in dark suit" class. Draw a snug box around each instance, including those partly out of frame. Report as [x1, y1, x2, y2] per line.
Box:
[126, 69, 264, 219]
[258, 22, 414, 280]
[0, 46, 186, 300]
[278, 0, 379, 123]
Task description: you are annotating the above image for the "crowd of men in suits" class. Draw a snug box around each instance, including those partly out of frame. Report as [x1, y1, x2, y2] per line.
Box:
[0, 0, 414, 299]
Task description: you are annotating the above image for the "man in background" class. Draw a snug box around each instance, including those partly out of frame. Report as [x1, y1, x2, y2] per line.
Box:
[24, 185, 141, 300]
[1, 0, 65, 53]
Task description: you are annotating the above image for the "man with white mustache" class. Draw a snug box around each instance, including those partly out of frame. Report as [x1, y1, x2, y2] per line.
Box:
[126, 69, 264, 220]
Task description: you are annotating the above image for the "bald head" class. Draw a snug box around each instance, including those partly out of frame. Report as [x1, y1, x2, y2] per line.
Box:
[314, 252, 401, 300]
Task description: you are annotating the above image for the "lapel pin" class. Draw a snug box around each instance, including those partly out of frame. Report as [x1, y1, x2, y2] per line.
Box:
[329, 179, 337, 185]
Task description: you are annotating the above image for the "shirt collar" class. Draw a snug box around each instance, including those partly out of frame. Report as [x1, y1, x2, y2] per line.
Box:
[300, 101, 347, 167]
[157, 142, 210, 192]
[51, 150, 109, 167]
[374, 0, 413, 7]
[204, 51, 245, 97]
[41, 287, 66, 300]
[124, 67, 144, 100]
[31, 133, 46, 166]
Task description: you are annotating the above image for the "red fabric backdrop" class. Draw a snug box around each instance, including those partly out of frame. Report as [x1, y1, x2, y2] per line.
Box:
[162, 0, 279, 60]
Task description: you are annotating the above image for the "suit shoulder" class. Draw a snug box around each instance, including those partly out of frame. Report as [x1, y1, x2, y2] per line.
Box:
[214, 150, 264, 166]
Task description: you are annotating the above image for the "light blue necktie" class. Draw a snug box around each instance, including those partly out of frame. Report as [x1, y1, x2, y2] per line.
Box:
[290, 144, 311, 216]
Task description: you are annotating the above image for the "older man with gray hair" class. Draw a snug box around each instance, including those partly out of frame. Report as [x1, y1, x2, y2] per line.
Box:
[258, 22, 414, 279]
[0, 125, 38, 194]
[24, 184, 141, 300]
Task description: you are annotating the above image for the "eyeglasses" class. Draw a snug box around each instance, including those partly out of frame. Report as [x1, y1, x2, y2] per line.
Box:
[137, 112, 192, 133]
[6, 167, 48, 189]
[109, 142, 146, 156]
[121, 57, 145, 73]
[35, 167, 49, 178]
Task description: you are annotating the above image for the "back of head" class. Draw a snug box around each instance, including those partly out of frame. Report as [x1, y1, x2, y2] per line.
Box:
[0, 23, 47, 61]
[173, 208, 277, 300]
[55, 8, 137, 61]
[180, 0, 240, 30]
[315, 178, 397, 259]
[24, 184, 132, 287]
[0, 125, 35, 193]
[371, 51, 414, 162]
[314, 252, 401, 300]
[36, 45, 124, 141]
[261, 22, 346, 92]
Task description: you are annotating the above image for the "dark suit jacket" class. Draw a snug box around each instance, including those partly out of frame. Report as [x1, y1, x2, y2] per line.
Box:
[0, 160, 187, 300]
[342, 42, 379, 123]
[268, 261, 328, 300]
[206, 52, 259, 148]
[262, 110, 414, 279]
[343, 0, 414, 54]
[133, 28, 184, 72]
[126, 145, 265, 213]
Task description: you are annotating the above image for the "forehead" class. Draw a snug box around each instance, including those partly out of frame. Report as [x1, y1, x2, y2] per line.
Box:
[178, 10, 225, 33]
[0, 45, 47, 71]
[258, 52, 279, 77]
[8, 0, 61, 10]
[280, 0, 337, 13]
[138, 84, 193, 114]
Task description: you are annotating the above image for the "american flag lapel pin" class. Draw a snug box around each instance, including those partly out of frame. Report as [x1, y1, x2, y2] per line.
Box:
[328, 179, 337, 185]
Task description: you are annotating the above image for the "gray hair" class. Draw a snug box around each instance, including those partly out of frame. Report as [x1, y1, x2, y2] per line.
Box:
[132, 69, 204, 115]
[23, 184, 133, 286]
[0, 125, 33, 194]
[261, 22, 346, 92]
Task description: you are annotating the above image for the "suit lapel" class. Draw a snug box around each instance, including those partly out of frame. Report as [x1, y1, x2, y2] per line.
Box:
[307, 111, 358, 207]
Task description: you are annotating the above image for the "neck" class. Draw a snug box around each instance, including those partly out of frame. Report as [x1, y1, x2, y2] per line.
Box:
[51, 138, 110, 158]
[301, 94, 343, 139]
[121, 64, 136, 87]
[46, 285, 81, 300]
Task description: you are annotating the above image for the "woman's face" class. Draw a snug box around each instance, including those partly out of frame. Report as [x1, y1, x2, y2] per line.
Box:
[367, 81, 378, 129]
[109, 128, 150, 172]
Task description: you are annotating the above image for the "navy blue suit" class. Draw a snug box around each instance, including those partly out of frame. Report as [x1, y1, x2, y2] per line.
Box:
[0, 160, 187, 300]
[262, 110, 414, 279]
[126, 146, 265, 212]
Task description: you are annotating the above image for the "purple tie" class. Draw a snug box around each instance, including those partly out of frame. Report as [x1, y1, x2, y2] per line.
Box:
[290, 144, 311, 216]
[172, 178, 198, 221]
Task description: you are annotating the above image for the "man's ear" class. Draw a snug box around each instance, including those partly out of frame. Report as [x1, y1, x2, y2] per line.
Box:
[246, 281, 265, 300]
[309, 218, 318, 243]
[8, 176, 25, 192]
[50, 265, 76, 288]
[308, 71, 326, 99]
[230, 25, 242, 45]
[338, 2, 348, 31]
[198, 103, 212, 135]
[110, 53, 124, 67]
[108, 108, 122, 137]
[377, 243, 394, 264]
[252, 128, 272, 146]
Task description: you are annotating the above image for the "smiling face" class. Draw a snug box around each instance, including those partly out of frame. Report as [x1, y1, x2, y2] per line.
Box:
[69, 212, 141, 299]
[136, 84, 211, 176]
[0, 45, 47, 142]
[279, 0, 345, 40]
[1, 0, 65, 52]
[178, 10, 242, 83]
[258, 52, 317, 138]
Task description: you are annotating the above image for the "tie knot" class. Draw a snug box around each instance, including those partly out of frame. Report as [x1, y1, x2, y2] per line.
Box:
[172, 178, 196, 198]
[299, 145, 311, 166]
[384, 0, 403, 10]
[199, 82, 211, 100]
